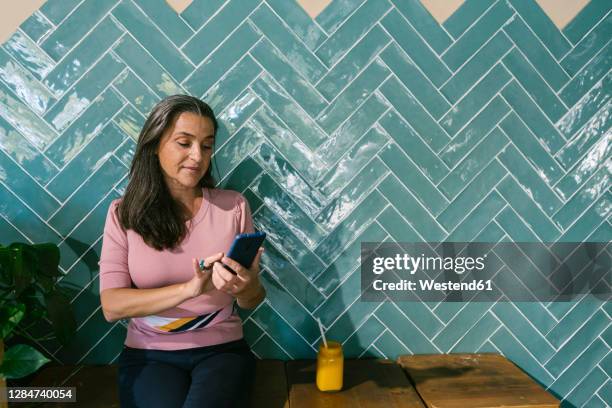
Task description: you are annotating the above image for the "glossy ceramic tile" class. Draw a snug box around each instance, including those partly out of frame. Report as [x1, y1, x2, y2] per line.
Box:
[112, 34, 184, 97]
[250, 73, 327, 149]
[0, 81, 57, 149]
[0, 48, 54, 115]
[441, 31, 512, 103]
[316, 58, 389, 134]
[2, 30, 54, 80]
[501, 80, 565, 153]
[265, 0, 327, 51]
[502, 48, 567, 122]
[250, 39, 325, 117]
[44, 52, 125, 130]
[180, 0, 225, 30]
[561, 13, 611, 75]
[379, 142, 448, 215]
[132, 0, 193, 47]
[183, 22, 260, 98]
[315, 0, 391, 67]
[250, 4, 326, 83]
[182, 0, 258, 65]
[563, 0, 610, 43]
[381, 42, 449, 119]
[21, 11, 53, 43]
[45, 87, 124, 166]
[380, 77, 450, 153]
[380, 108, 448, 181]
[0, 115, 57, 184]
[443, 0, 492, 39]
[389, 0, 452, 53]
[203, 55, 261, 113]
[41, 0, 116, 61]
[508, 0, 570, 59]
[0, 2, 609, 406]
[559, 40, 611, 107]
[441, 125, 510, 199]
[378, 173, 445, 240]
[440, 64, 511, 135]
[43, 16, 123, 97]
[438, 160, 506, 230]
[442, 0, 513, 70]
[112, 1, 193, 81]
[503, 14, 569, 91]
[382, 8, 451, 87]
[39, 0, 82, 25]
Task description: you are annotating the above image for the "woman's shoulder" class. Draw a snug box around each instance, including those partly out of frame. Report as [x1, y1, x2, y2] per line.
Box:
[106, 197, 125, 225]
[209, 188, 246, 212]
[109, 197, 123, 211]
[208, 188, 245, 206]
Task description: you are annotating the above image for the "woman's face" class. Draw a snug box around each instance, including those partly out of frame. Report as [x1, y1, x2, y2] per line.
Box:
[156, 111, 215, 193]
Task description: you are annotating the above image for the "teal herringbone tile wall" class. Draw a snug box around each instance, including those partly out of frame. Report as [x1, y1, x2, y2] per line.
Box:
[0, 0, 610, 405]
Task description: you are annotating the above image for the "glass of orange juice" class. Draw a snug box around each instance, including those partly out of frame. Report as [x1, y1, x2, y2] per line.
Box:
[316, 340, 343, 392]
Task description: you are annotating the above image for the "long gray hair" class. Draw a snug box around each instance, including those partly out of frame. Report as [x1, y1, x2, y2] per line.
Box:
[117, 95, 218, 250]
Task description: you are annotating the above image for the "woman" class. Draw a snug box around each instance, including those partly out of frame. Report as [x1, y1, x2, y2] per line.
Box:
[98, 94, 266, 408]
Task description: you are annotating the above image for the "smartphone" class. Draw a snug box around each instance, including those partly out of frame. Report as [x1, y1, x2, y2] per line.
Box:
[223, 231, 266, 274]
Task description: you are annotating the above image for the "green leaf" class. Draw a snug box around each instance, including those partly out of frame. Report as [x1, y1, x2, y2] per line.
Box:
[44, 291, 77, 345]
[33, 244, 61, 279]
[0, 242, 76, 348]
[0, 344, 50, 379]
[0, 303, 25, 338]
[16, 286, 46, 322]
[8, 244, 32, 296]
[0, 248, 12, 284]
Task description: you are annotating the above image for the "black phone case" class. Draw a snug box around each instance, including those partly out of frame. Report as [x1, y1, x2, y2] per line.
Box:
[225, 231, 266, 273]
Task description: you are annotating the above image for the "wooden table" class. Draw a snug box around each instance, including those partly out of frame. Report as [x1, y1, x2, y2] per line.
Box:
[397, 353, 560, 408]
[286, 359, 425, 408]
[25, 354, 561, 407]
[250, 359, 289, 408]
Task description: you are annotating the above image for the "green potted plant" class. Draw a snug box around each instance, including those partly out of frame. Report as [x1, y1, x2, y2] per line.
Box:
[0, 242, 77, 381]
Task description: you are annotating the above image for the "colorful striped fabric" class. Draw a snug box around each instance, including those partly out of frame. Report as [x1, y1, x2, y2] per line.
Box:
[139, 304, 235, 333]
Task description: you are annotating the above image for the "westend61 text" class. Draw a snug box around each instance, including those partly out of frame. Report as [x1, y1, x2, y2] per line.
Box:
[372, 279, 493, 292]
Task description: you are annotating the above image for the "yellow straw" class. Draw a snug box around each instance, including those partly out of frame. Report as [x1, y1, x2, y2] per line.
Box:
[316, 317, 328, 349]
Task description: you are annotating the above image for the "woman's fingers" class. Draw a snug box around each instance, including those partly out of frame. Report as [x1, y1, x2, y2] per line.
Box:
[252, 247, 264, 268]
[199, 252, 262, 295]
[222, 248, 264, 280]
[194, 249, 265, 296]
[199, 252, 223, 271]
[213, 263, 242, 293]
[193, 258, 203, 275]
[221, 256, 250, 279]
[206, 252, 224, 264]
[188, 258, 215, 297]
[219, 256, 239, 276]
[214, 262, 239, 284]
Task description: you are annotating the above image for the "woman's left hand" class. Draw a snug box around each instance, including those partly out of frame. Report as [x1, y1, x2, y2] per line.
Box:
[211, 248, 265, 301]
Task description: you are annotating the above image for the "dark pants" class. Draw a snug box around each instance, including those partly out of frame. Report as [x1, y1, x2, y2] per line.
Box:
[117, 338, 256, 408]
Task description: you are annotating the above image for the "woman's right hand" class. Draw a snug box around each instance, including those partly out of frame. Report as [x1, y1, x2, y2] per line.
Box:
[183, 252, 224, 299]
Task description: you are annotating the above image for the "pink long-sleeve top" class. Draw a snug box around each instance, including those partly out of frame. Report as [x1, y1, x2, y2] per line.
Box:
[98, 187, 254, 350]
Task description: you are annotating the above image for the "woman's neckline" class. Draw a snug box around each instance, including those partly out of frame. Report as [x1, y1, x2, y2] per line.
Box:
[185, 187, 210, 227]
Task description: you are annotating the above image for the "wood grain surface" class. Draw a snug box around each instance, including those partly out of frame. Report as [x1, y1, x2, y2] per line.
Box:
[397, 353, 560, 408]
[287, 359, 426, 408]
